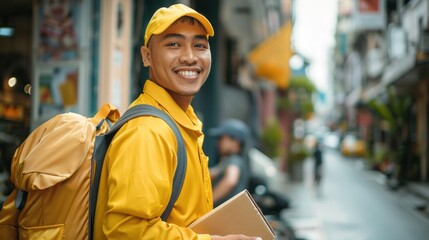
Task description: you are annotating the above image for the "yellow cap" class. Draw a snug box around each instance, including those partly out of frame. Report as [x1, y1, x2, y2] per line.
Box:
[144, 4, 214, 47]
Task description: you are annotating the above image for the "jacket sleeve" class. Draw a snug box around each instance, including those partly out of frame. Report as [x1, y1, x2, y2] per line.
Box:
[101, 122, 211, 240]
[0, 188, 19, 240]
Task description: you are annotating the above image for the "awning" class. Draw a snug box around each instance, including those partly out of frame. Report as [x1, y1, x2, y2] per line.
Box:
[247, 22, 293, 89]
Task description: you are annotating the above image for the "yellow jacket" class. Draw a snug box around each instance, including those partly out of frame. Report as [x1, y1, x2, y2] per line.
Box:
[94, 80, 213, 239]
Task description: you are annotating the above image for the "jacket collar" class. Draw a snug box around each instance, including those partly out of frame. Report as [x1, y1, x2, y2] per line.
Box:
[142, 80, 203, 134]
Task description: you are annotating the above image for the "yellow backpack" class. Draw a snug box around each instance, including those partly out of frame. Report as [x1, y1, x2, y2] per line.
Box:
[0, 103, 187, 240]
[0, 103, 120, 240]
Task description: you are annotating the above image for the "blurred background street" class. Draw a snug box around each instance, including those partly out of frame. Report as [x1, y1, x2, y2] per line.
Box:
[1, 0, 429, 239]
[269, 146, 429, 240]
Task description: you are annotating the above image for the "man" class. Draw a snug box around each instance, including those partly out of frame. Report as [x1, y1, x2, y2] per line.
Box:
[93, 4, 260, 240]
[209, 119, 251, 207]
[313, 140, 323, 186]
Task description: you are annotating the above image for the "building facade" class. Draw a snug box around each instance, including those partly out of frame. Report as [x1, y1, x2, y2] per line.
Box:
[334, 0, 429, 182]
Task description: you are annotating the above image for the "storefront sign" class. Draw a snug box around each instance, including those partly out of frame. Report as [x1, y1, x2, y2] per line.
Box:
[352, 0, 386, 31]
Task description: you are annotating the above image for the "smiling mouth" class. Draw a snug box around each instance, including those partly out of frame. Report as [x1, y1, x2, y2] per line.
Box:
[177, 70, 199, 77]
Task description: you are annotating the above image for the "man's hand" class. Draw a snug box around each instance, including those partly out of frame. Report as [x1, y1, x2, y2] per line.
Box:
[211, 234, 262, 240]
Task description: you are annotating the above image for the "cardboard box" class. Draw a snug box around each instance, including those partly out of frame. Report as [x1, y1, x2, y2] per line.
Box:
[189, 190, 276, 240]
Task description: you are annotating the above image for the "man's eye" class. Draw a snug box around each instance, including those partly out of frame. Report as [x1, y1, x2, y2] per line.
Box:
[195, 43, 208, 49]
[167, 42, 180, 47]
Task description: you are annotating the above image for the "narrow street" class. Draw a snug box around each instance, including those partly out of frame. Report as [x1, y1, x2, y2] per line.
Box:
[275, 148, 429, 240]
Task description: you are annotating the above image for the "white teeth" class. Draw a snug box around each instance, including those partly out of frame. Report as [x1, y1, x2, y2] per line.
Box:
[178, 71, 197, 77]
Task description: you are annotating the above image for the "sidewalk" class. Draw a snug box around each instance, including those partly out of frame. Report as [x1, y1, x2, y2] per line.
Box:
[406, 182, 429, 204]
[396, 181, 429, 219]
[363, 161, 429, 220]
[268, 160, 325, 240]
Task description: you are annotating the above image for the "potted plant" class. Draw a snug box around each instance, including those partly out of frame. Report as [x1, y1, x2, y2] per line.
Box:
[260, 118, 282, 159]
[288, 137, 310, 181]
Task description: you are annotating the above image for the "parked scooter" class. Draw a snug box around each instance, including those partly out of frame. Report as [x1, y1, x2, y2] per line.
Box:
[248, 148, 304, 240]
[248, 175, 290, 215]
[248, 175, 296, 240]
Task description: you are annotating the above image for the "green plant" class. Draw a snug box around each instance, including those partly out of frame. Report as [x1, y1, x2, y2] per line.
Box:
[277, 97, 291, 110]
[365, 86, 414, 184]
[261, 118, 282, 158]
[366, 87, 412, 129]
[286, 76, 317, 118]
[289, 76, 317, 92]
[288, 138, 310, 165]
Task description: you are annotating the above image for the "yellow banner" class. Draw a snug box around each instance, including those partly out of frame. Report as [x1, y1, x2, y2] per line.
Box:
[247, 22, 293, 89]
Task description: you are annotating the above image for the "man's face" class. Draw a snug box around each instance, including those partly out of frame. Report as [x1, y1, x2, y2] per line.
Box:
[141, 18, 212, 97]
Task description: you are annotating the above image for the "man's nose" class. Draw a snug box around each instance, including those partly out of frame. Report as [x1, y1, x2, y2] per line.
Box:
[180, 46, 197, 64]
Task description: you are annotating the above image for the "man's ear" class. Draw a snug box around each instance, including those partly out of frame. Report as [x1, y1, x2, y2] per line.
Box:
[140, 46, 151, 67]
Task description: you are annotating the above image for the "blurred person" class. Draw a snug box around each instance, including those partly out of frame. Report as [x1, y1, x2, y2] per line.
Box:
[209, 119, 251, 207]
[93, 4, 260, 240]
[313, 140, 323, 186]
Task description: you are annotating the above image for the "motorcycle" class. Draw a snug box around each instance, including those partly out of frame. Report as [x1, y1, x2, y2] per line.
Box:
[248, 148, 305, 240]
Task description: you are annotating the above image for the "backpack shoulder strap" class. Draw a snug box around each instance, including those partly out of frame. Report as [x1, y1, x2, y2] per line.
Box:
[116, 105, 187, 220]
[89, 104, 187, 239]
